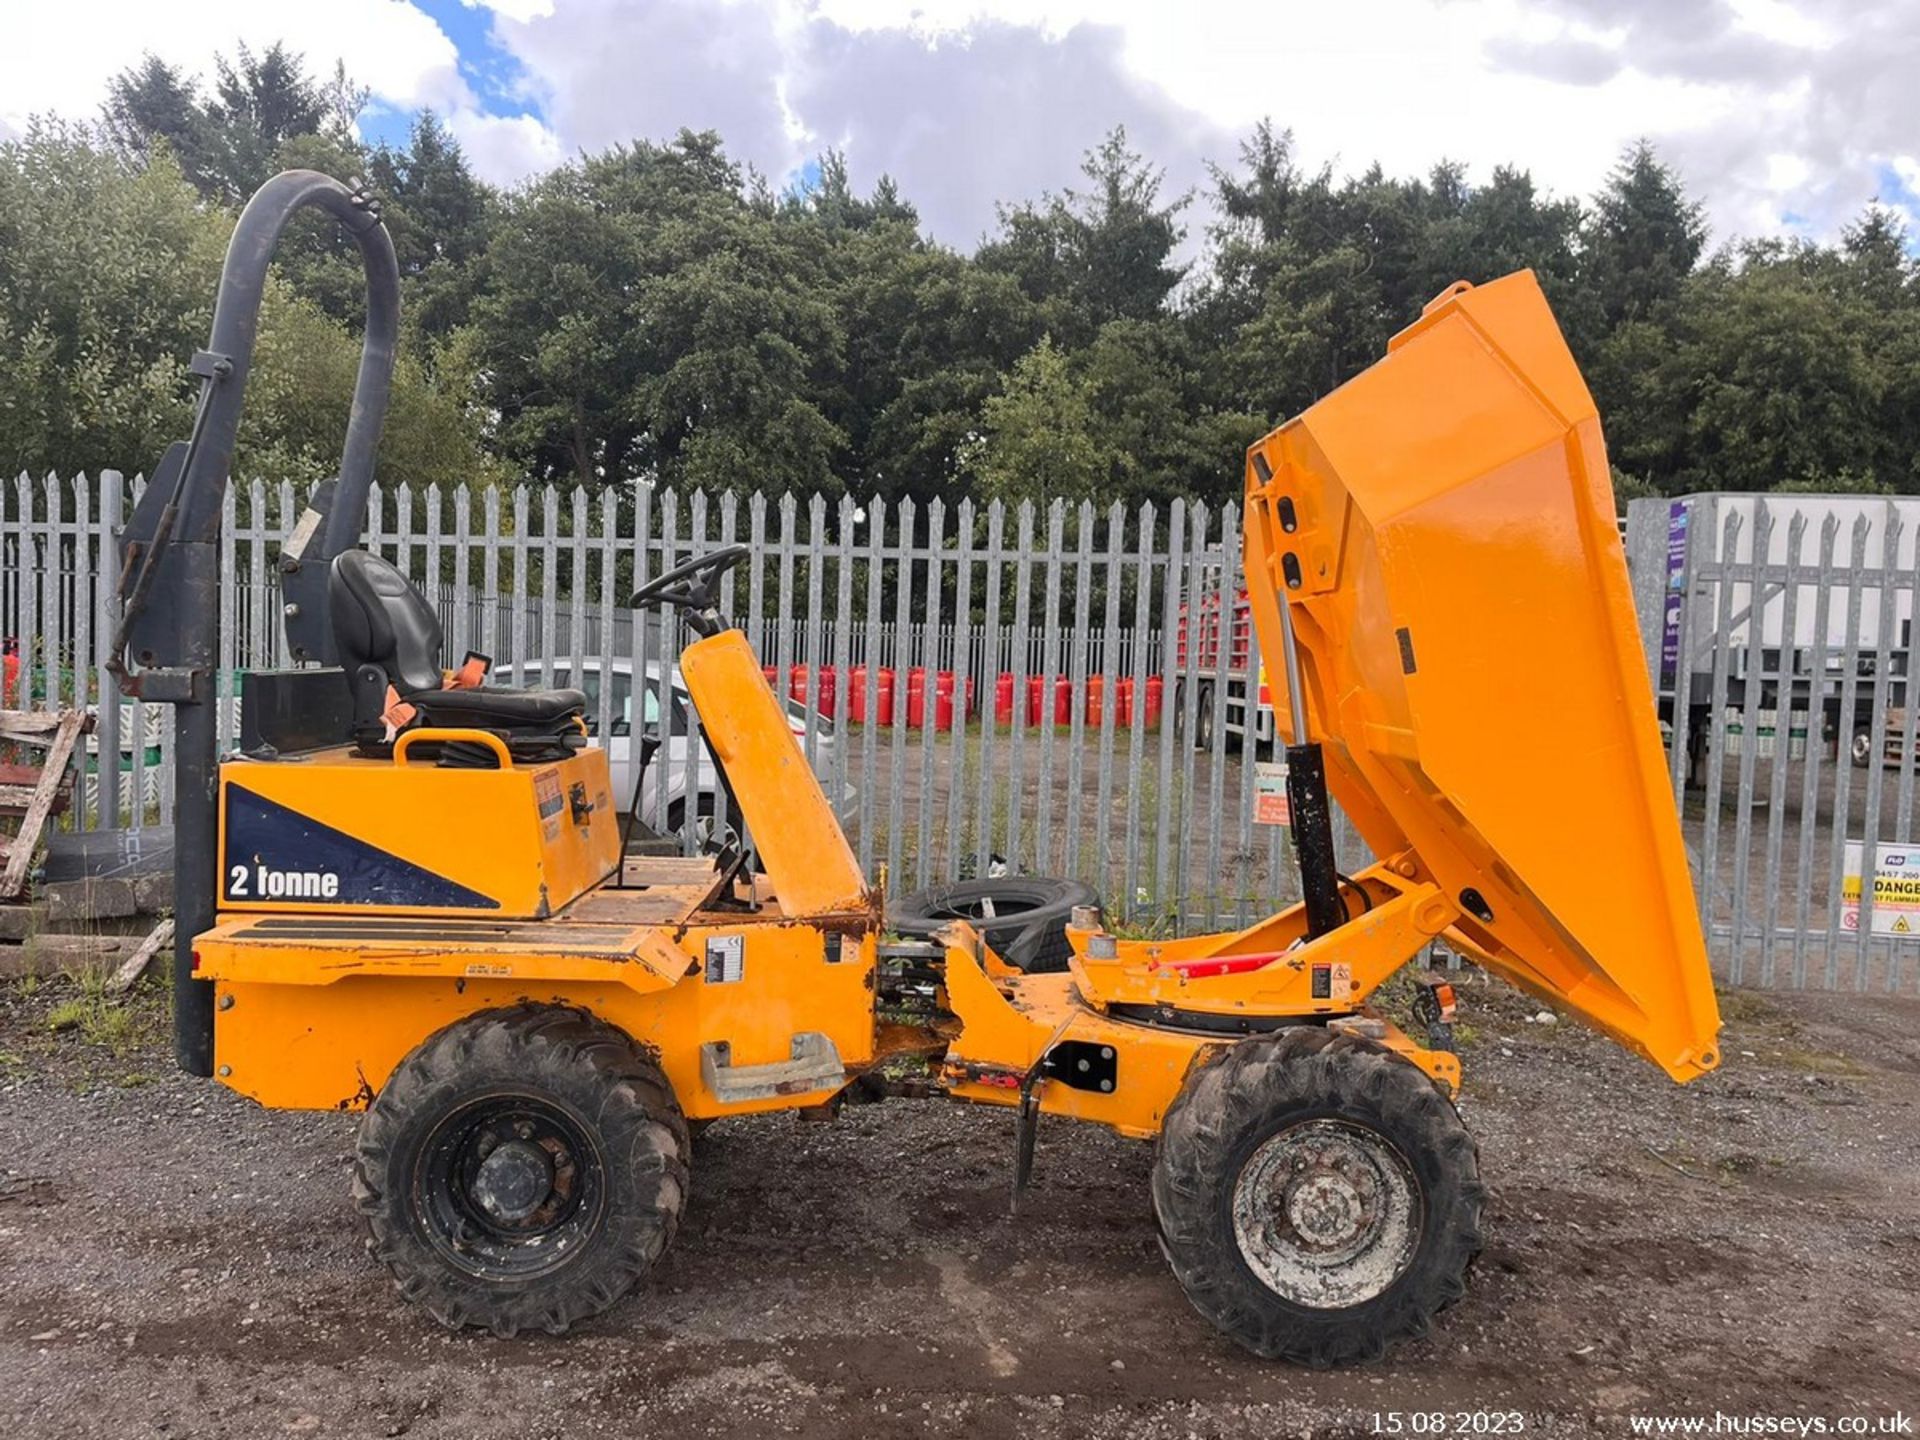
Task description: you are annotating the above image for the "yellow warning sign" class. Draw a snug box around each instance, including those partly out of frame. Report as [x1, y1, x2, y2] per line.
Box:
[1841, 841, 1920, 938]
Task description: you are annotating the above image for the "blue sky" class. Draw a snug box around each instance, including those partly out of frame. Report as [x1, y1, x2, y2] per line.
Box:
[5, 0, 1918, 252]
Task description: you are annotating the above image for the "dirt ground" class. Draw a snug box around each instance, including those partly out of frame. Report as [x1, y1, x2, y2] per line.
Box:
[1, 973, 1915, 1440]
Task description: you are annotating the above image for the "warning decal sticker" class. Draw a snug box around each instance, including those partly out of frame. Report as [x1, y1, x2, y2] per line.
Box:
[705, 934, 745, 984]
[1253, 761, 1291, 827]
[1841, 841, 1920, 939]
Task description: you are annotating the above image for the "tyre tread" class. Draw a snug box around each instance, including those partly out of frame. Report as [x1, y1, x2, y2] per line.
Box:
[353, 1003, 689, 1337]
[1152, 1026, 1484, 1366]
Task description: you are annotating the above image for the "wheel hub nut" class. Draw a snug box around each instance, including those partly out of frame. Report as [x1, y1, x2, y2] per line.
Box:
[472, 1139, 554, 1223]
[1289, 1174, 1363, 1247]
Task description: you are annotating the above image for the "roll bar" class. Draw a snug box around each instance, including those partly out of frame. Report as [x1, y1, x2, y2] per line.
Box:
[108, 170, 401, 1075]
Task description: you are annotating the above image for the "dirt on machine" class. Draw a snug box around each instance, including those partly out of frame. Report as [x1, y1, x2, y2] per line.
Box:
[105, 170, 1720, 1368]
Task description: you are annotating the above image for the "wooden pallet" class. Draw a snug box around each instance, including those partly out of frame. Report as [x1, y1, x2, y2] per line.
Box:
[0, 709, 95, 902]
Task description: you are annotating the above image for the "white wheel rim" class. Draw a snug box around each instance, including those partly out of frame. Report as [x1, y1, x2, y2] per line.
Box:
[1231, 1118, 1421, 1309]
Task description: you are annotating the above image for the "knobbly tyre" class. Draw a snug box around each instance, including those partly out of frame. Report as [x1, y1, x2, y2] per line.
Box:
[109, 171, 1721, 1367]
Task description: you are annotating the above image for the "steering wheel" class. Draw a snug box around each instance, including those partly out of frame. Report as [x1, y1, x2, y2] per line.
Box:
[629, 544, 750, 638]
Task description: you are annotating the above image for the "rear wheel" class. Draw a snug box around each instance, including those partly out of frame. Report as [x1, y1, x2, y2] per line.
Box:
[1193, 684, 1216, 751]
[353, 1004, 689, 1337]
[1851, 731, 1876, 769]
[1152, 1027, 1484, 1366]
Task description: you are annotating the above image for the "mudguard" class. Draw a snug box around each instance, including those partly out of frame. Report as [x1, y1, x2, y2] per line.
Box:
[1244, 272, 1722, 1081]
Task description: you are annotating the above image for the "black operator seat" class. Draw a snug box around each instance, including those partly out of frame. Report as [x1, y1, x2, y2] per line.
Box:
[328, 550, 587, 754]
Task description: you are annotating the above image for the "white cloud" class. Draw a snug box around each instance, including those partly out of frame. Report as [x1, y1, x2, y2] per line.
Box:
[468, 0, 555, 21]
[485, 0, 799, 169]
[474, 0, 1913, 247]
[6, 0, 1913, 248]
[0, 0, 470, 137]
[448, 108, 567, 183]
[1470, 0, 1920, 241]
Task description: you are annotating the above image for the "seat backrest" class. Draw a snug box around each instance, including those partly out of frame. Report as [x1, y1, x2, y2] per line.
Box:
[329, 550, 444, 698]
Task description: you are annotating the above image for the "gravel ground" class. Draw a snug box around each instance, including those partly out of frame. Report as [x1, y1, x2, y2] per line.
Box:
[1, 972, 1915, 1439]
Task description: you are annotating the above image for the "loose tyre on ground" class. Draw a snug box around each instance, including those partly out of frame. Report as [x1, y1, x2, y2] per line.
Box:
[352, 1003, 689, 1338]
[1152, 1026, 1484, 1366]
[888, 875, 1099, 973]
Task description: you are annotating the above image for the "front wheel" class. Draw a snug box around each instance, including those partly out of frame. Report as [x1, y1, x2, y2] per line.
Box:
[352, 1004, 689, 1337]
[1151, 1027, 1484, 1365]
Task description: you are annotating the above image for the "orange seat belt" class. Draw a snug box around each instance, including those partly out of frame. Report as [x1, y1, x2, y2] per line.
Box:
[382, 653, 494, 740]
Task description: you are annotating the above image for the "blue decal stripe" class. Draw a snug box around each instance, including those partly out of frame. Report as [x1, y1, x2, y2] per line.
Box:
[224, 786, 500, 910]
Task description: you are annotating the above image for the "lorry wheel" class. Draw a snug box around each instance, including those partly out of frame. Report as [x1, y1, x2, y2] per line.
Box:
[1851, 731, 1875, 769]
[888, 875, 1099, 973]
[666, 794, 744, 855]
[352, 1003, 689, 1338]
[1151, 1027, 1484, 1366]
[1194, 684, 1216, 751]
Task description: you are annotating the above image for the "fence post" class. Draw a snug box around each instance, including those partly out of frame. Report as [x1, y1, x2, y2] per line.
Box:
[974, 501, 1005, 878]
[915, 497, 945, 889]
[96, 471, 124, 828]
[1790, 516, 1840, 989]
[1154, 500, 1186, 926]
[944, 499, 975, 883]
[886, 496, 915, 887]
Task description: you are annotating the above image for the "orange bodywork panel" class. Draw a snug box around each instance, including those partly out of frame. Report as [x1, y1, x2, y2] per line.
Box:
[937, 925, 1460, 1138]
[216, 740, 619, 919]
[679, 628, 872, 918]
[1241, 272, 1721, 1081]
[195, 895, 881, 1119]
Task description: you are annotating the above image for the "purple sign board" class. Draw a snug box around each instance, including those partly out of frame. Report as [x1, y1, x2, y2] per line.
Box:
[1660, 500, 1688, 687]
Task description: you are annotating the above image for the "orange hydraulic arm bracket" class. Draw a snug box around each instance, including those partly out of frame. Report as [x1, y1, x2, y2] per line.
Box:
[678, 629, 873, 919]
[1069, 869, 1459, 1022]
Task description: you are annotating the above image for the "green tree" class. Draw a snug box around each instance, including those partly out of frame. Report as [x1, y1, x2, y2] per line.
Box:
[0, 122, 494, 494]
[980, 127, 1188, 347]
[800, 162, 1039, 501]
[100, 55, 216, 186]
[967, 336, 1105, 503]
[0, 123, 221, 473]
[367, 112, 495, 339]
[1675, 245, 1885, 493]
[1582, 142, 1708, 332]
[476, 132, 845, 493]
[201, 43, 364, 204]
[102, 42, 361, 205]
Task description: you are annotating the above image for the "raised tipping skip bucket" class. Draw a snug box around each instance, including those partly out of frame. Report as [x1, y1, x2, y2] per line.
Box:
[1243, 272, 1721, 1081]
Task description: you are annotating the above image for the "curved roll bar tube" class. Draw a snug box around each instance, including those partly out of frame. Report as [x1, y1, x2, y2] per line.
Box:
[110, 171, 401, 1074]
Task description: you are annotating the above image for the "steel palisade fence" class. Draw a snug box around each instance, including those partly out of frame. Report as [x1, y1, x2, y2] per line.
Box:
[1, 470, 1336, 935]
[4, 470, 1917, 992]
[1626, 494, 1920, 995]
